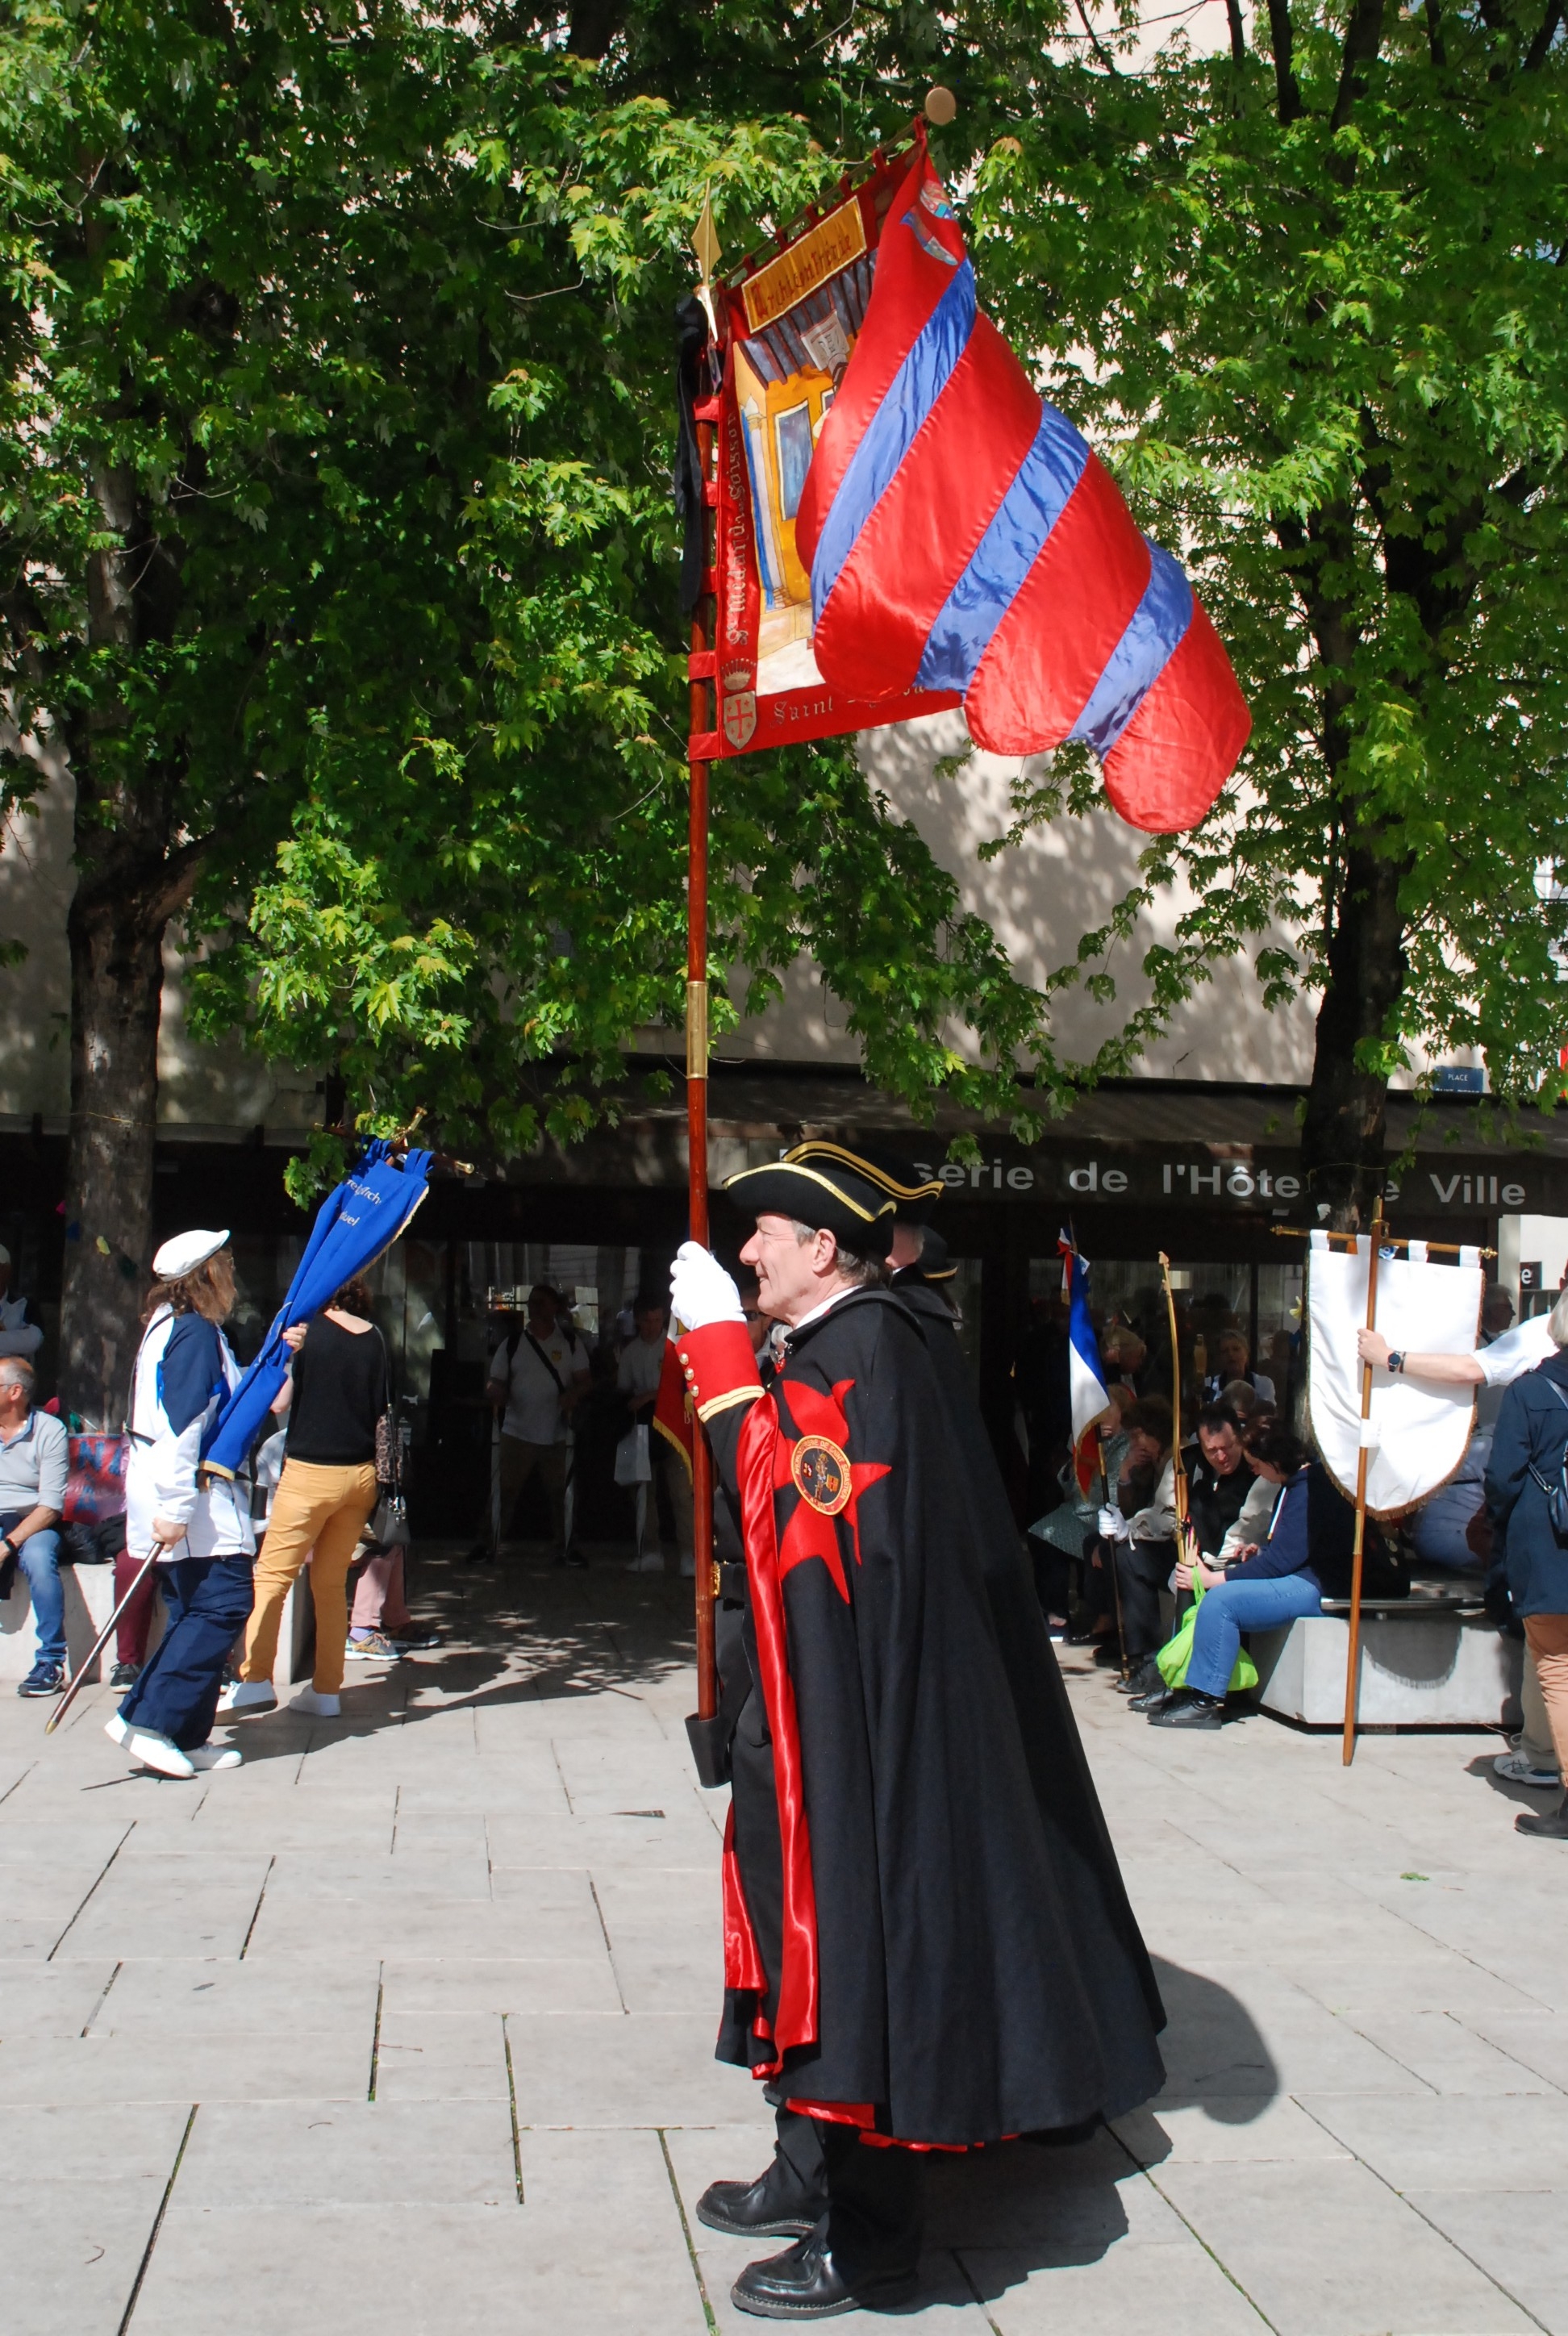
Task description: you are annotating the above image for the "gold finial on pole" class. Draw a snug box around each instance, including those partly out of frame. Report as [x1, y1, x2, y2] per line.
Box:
[692, 186, 721, 340]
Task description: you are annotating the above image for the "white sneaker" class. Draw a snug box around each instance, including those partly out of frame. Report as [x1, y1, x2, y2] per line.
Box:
[678, 1552, 696, 1579]
[186, 1743, 243, 1771]
[116, 1725, 195, 1779]
[630, 1550, 664, 1573]
[104, 1713, 130, 1747]
[289, 1687, 340, 1718]
[1494, 1749, 1562, 1787]
[216, 1680, 276, 1715]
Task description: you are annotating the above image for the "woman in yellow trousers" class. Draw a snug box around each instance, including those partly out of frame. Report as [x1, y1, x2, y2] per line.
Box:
[221, 1276, 386, 1720]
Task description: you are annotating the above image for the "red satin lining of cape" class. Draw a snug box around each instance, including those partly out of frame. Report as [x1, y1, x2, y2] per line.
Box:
[722, 1800, 766, 1997]
[782, 2098, 1015, 2154]
[736, 1393, 820, 2059]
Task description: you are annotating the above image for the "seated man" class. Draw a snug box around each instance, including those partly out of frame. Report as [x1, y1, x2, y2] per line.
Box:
[1187, 1404, 1253, 1559]
[1151, 1416, 1318, 1731]
[0, 1358, 69, 1696]
[1103, 1398, 1176, 1676]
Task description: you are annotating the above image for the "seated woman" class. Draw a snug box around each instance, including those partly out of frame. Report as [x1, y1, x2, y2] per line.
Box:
[1149, 1415, 1318, 1731]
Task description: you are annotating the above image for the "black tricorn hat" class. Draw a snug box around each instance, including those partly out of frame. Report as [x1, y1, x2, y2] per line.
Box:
[915, 1227, 957, 1282]
[782, 1139, 945, 1225]
[720, 1153, 899, 1256]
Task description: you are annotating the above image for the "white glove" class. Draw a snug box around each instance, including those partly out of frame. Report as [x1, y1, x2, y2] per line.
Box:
[1098, 1505, 1130, 1543]
[669, 1241, 745, 1334]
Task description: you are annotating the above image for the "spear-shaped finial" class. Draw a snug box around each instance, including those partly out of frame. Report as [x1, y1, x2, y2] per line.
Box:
[692, 186, 721, 338]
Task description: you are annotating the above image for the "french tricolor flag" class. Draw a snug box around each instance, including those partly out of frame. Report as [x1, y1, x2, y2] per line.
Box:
[795, 140, 1249, 834]
[1059, 1234, 1111, 1496]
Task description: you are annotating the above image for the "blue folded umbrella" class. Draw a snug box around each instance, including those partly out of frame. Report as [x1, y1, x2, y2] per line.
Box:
[201, 1140, 432, 1480]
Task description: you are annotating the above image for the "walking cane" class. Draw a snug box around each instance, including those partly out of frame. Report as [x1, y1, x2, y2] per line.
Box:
[1158, 1253, 1202, 1624]
[44, 1547, 161, 1736]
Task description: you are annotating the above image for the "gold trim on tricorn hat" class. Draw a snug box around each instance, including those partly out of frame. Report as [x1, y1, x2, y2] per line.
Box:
[784, 1139, 944, 1225]
[719, 1158, 899, 1256]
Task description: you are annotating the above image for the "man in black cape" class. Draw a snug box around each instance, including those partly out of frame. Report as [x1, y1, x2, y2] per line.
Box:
[669, 1148, 1165, 2321]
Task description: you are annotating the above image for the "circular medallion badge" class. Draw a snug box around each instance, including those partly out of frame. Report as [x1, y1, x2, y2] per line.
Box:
[790, 1433, 853, 1516]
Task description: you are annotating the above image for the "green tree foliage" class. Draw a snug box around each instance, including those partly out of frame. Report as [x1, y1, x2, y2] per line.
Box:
[0, 0, 1054, 1411]
[952, 0, 1568, 1210]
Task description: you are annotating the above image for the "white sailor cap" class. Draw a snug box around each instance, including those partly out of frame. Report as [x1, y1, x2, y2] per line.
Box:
[152, 1228, 230, 1281]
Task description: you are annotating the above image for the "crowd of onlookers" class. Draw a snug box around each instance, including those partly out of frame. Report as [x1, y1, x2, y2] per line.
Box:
[1019, 1277, 1568, 1835]
[6, 1235, 1566, 1836]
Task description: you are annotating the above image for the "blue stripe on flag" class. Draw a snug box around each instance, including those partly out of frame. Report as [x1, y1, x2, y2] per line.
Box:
[810, 261, 978, 623]
[1068, 543, 1194, 757]
[1065, 1250, 1110, 1445]
[913, 401, 1090, 693]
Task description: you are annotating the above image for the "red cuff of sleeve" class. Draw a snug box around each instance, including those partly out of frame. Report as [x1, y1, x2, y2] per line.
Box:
[676, 1321, 765, 1423]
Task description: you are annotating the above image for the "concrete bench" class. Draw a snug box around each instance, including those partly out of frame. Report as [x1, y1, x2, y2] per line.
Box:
[0, 1557, 313, 1693]
[1251, 1600, 1522, 1729]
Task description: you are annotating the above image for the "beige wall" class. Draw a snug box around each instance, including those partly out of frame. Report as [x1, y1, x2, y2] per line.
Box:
[721, 711, 1322, 1083]
[1, 726, 1473, 1127]
[0, 770, 317, 1135]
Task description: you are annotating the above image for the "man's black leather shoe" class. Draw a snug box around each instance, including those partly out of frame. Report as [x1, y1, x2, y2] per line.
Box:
[1115, 1656, 1162, 1697]
[1149, 1687, 1224, 1729]
[694, 2163, 817, 2240]
[732, 2234, 917, 2320]
[1129, 1683, 1173, 1713]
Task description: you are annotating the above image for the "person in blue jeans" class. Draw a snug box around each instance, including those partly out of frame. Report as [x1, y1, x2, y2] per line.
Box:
[1149, 1416, 1318, 1731]
[0, 1358, 71, 1696]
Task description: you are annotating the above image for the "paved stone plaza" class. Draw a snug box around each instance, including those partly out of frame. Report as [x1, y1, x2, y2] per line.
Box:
[3, 1549, 1566, 2336]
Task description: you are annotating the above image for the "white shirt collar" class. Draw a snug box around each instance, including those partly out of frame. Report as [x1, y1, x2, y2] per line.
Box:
[785, 1283, 860, 1341]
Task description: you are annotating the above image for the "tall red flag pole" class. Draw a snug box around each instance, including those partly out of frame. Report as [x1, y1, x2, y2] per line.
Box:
[687, 378, 718, 1729]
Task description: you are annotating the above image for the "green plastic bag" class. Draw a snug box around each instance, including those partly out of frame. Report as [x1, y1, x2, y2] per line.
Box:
[1155, 1569, 1258, 1693]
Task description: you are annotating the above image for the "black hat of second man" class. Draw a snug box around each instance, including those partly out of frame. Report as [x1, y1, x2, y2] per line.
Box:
[719, 1152, 899, 1257]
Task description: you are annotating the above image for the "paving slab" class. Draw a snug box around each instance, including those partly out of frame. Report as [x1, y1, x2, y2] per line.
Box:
[2, 1552, 1566, 2332]
[1150, 2157, 1537, 2334]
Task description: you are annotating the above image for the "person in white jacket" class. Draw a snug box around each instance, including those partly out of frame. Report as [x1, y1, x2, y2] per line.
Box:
[106, 1230, 256, 1780]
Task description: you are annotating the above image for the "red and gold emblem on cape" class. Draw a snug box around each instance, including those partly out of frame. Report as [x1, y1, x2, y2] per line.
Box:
[790, 1431, 853, 1516]
[774, 1380, 890, 1601]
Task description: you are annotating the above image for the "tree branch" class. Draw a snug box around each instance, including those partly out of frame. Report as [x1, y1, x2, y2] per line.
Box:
[1330, 0, 1387, 131]
[1225, 0, 1247, 66]
[1267, 0, 1304, 120]
[1425, 0, 1447, 67]
[1525, 0, 1563, 67]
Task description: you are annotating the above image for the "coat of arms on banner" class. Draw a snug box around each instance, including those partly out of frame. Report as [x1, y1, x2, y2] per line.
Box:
[1307, 1240, 1483, 1518]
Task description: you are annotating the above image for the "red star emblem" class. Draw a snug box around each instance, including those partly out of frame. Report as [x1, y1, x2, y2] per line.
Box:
[772, 1378, 890, 1603]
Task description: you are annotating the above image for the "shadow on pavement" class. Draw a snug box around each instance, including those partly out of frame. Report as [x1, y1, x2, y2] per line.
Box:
[916, 1954, 1276, 2305]
[198, 1540, 703, 1770]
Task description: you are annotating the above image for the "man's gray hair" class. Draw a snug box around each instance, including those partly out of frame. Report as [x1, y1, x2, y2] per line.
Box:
[1548, 1290, 1568, 1349]
[789, 1220, 890, 1291]
[0, 1355, 35, 1402]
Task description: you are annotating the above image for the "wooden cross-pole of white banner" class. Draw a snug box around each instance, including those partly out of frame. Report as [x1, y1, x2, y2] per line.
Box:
[1342, 1195, 1384, 1768]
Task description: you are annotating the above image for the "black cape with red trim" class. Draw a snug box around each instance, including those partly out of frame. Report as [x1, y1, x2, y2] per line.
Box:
[690, 1287, 1165, 2150]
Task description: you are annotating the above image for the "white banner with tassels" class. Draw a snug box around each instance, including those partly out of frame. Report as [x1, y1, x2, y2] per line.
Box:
[1307, 1233, 1483, 1516]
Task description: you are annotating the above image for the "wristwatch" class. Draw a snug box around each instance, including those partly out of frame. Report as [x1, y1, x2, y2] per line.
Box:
[1387, 1351, 1405, 1374]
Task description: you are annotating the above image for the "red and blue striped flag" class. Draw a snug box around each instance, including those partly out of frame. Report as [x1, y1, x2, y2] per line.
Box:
[795, 140, 1249, 834]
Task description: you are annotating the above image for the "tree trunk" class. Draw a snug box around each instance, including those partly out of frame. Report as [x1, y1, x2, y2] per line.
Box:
[60, 859, 165, 1428]
[1299, 842, 1407, 1229]
[54, 442, 203, 1425]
